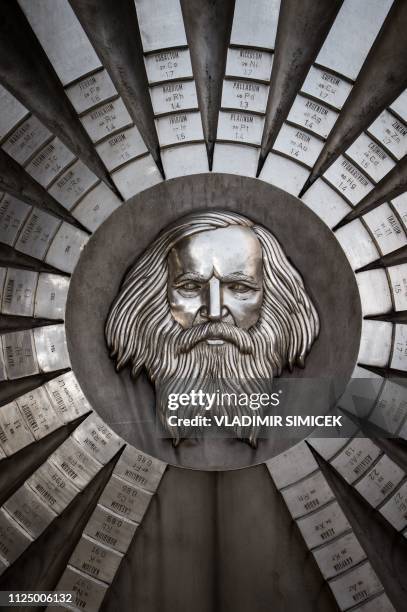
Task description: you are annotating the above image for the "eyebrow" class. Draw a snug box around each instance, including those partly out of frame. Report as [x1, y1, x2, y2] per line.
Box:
[173, 271, 260, 287]
[173, 272, 208, 283]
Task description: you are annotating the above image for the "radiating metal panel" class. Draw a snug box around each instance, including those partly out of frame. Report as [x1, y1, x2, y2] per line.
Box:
[266, 441, 318, 489]
[69, 534, 123, 584]
[316, 0, 393, 80]
[273, 124, 323, 168]
[16, 386, 62, 440]
[66, 70, 118, 115]
[347, 133, 396, 183]
[330, 439, 382, 485]
[15, 208, 60, 261]
[95, 126, 147, 172]
[161, 143, 209, 178]
[380, 480, 407, 530]
[390, 89, 407, 123]
[358, 320, 392, 367]
[84, 504, 138, 554]
[33, 324, 70, 373]
[34, 273, 70, 320]
[296, 501, 351, 549]
[391, 323, 407, 372]
[324, 155, 374, 204]
[355, 269, 392, 316]
[98, 475, 152, 523]
[351, 594, 397, 612]
[155, 111, 204, 147]
[329, 561, 383, 611]
[114, 445, 166, 493]
[0, 194, 31, 247]
[144, 49, 193, 85]
[391, 192, 407, 231]
[0, 507, 33, 565]
[368, 109, 407, 160]
[49, 437, 102, 491]
[307, 437, 353, 462]
[0, 400, 35, 456]
[217, 111, 264, 145]
[134, 0, 187, 53]
[72, 414, 124, 465]
[281, 471, 335, 519]
[1, 267, 38, 317]
[150, 80, 198, 115]
[24, 138, 76, 188]
[354, 455, 404, 507]
[111, 154, 162, 200]
[45, 371, 92, 424]
[221, 80, 269, 114]
[301, 179, 351, 229]
[287, 96, 338, 139]
[335, 220, 379, 270]
[260, 152, 309, 196]
[301, 67, 353, 110]
[53, 566, 108, 612]
[80, 99, 133, 144]
[363, 203, 407, 255]
[18, 0, 102, 86]
[72, 182, 122, 232]
[0, 84, 29, 142]
[3, 482, 57, 538]
[369, 380, 407, 434]
[388, 264, 407, 311]
[48, 161, 99, 211]
[45, 222, 89, 274]
[2, 329, 39, 379]
[27, 459, 79, 513]
[225, 48, 273, 82]
[230, 0, 280, 50]
[2, 115, 51, 165]
[212, 143, 259, 177]
[313, 532, 366, 580]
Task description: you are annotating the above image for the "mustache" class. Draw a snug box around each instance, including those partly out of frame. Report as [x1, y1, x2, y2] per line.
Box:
[176, 322, 253, 355]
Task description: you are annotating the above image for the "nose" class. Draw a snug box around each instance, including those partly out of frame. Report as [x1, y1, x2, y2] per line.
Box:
[207, 277, 221, 320]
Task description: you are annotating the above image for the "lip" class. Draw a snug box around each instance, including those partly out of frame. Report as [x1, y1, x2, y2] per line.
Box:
[206, 338, 225, 345]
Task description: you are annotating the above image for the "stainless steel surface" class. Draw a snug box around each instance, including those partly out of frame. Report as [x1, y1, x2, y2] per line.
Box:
[363, 203, 407, 256]
[1, 267, 38, 317]
[335, 220, 379, 270]
[34, 272, 70, 320]
[212, 143, 259, 177]
[347, 133, 396, 183]
[390, 89, 407, 123]
[72, 414, 124, 465]
[388, 264, 407, 311]
[65, 70, 118, 115]
[260, 152, 310, 195]
[369, 380, 407, 434]
[1, 329, 39, 379]
[273, 124, 323, 168]
[296, 501, 351, 550]
[27, 459, 79, 513]
[2, 115, 51, 165]
[71, 182, 122, 232]
[134, 0, 187, 53]
[48, 160, 99, 211]
[0, 194, 31, 247]
[315, 0, 393, 80]
[301, 179, 351, 228]
[221, 80, 269, 114]
[24, 138, 76, 188]
[83, 504, 138, 554]
[358, 320, 392, 367]
[114, 445, 166, 493]
[355, 269, 392, 316]
[324, 155, 374, 205]
[312, 531, 366, 580]
[15, 208, 60, 261]
[44, 222, 89, 274]
[45, 371, 92, 424]
[354, 455, 404, 508]
[16, 386, 62, 440]
[281, 470, 334, 519]
[0, 400, 35, 456]
[95, 126, 147, 172]
[97, 475, 152, 523]
[53, 566, 108, 612]
[217, 111, 264, 145]
[391, 192, 407, 231]
[110, 154, 162, 200]
[33, 324, 71, 373]
[266, 441, 318, 489]
[368, 108, 407, 160]
[379, 480, 407, 530]
[150, 80, 198, 115]
[48, 436, 102, 491]
[225, 48, 273, 82]
[230, 0, 280, 50]
[161, 143, 209, 178]
[3, 482, 57, 538]
[330, 439, 382, 485]
[18, 0, 102, 86]
[307, 436, 354, 461]
[287, 96, 338, 139]
[69, 534, 123, 584]
[0, 84, 29, 141]
[80, 99, 133, 145]
[155, 111, 204, 147]
[390, 323, 407, 372]
[329, 561, 383, 611]
[144, 49, 193, 85]
[0, 507, 33, 565]
[301, 67, 352, 110]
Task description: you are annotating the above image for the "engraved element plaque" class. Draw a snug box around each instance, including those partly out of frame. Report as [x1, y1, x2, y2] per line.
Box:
[2, 115, 52, 165]
[2, 329, 39, 379]
[217, 111, 264, 145]
[27, 460, 79, 514]
[45, 223, 89, 273]
[150, 80, 198, 115]
[16, 386, 62, 440]
[260, 153, 310, 196]
[96, 127, 147, 172]
[3, 483, 57, 538]
[0, 195, 31, 247]
[33, 324, 71, 372]
[335, 220, 379, 270]
[0, 507, 33, 565]
[111, 154, 162, 200]
[15, 209, 60, 261]
[267, 441, 318, 489]
[53, 566, 108, 612]
[48, 161, 99, 210]
[72, 182, 121, 232]
[161, 143, 209, 178]
[213, 143, 260, 177]
[155, 112, 204, 147]
[48, 436, 102, 490]
[34, 273, 70, 320]
[313, 531, 366, 580]
[273, 125, 323, 168]
[0, 85, 29, 141]
[380, 480, 407, 530]
[84, 504, 138, 553]
[347, 133, 396, 183]
[72, 415, 124, 464]
[368, 109, 407, 160]
[69, 535, 123, 584]
[388, 264, 407, 311]
[221, 80, 269, 114]
[144, 49, 193, 84]
[25, 139, 76, 188]
[358, 320, 392, 368]
[80, 99, 133, 144]
[324, 156, 373, 205]
[114, 446, 166, 492]
[363, 203, 407, 256]
[369, 380, 407, 434]
[225, 48, 273, 82]
[287, 96, 338, 139]
[329, 561, 383, 610]
[66, 70, 118, 115]
[355, 269, 392, 316]
[301, 67, 352, 110]
[390, 324, 407, 372]
[45, 371, 92, 424]
[296, 501, 351, 549]
[330, 439, 382, 485]
[354, 455, 404, 507]
[1, 268, 38, 317]
[98, 475, 152, 523]
[281, 471, 335, 518]
[0, 400, 35, 455]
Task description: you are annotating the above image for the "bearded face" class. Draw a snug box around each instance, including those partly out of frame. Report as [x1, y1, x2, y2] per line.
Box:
[105, 211, 319, 447]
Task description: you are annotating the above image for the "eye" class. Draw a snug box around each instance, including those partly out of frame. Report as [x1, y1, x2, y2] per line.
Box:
[176, 281, 202, 294]
[228, 283, 253, 293]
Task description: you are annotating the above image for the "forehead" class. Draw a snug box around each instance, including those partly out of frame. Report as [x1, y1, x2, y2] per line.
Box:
[168, 226, 263, 277]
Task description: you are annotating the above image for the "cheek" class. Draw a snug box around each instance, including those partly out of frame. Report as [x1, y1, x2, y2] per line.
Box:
[224, 290, 263, 327]
[168, 289, 202, 327]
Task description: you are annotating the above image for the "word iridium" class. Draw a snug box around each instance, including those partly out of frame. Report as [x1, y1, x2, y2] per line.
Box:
[167, 390, 282, 411]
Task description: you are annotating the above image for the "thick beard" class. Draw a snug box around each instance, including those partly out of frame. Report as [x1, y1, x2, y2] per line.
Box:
[144, 322, 277, 447]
